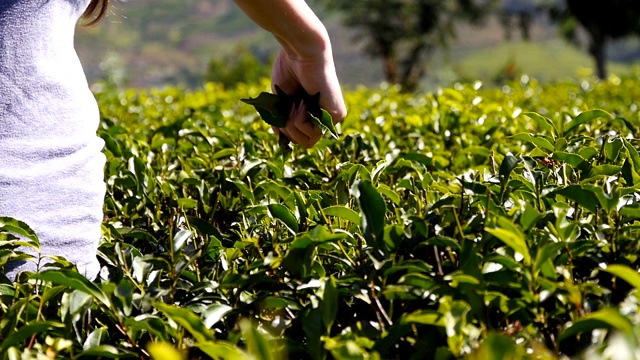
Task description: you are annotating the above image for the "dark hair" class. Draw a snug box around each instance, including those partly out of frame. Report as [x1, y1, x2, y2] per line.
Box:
[82, 0, 109, 26]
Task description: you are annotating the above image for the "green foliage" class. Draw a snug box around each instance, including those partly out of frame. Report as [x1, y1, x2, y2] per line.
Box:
[205, 45, 274, 89]
[543, 0, 640, 79]
[323, 0, 497, 91]
[2, 74, 640, 358]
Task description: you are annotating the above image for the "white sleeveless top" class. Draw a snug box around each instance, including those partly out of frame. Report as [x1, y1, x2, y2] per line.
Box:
[0, 0, 105, 280]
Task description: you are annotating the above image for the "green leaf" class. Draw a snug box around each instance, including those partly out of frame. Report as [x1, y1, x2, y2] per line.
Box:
[604, 138, 623, 162]
[521, 112, 556, 136]
[177, 198, 198, 210]
[31, 270, 110, 307]
[308, 225, 348, 243]
[578, 146, 599, 161]
[203, 304, 233, 328]
[124, 315, 169, 342]
[352, 180, 386, 245]
[321, 277, 339, 331]
[322, 206, 362, 224]
[187, 216, 225, 245]
[552, 185, 599, 213]
[0, 321, 64, 353]
[620, 204, 640, 223]
[402, 310, 444, 326]
[241, 89, 288, 128]
[79, 345, 129, 358]
[583, 184, 619, 214]
[294, 192, 308, 230]
[227, 178, 255, 204]
[564, 109, 613, 134]
[83, 328, 108, 350]
[211, 148, 236, 160]
[473, 333, 520, 360]
[0, 216, 40, 250]
[197, 342, 249, 360]
[586, 165, 623, 179]
[602, 264, 640, 292]
[267, 204, 299, 234]
[240, 319, 276, 360]
[377, 184, 401, 205]
[0, 284, 15, 296]
[154, 302, 215, 343]
[553, 152, 586, 168]
[623, 139, 640, 174]
[520, 203, 543, 231]
[486, 218, 530, 266]
[621, 158, 639, 186]
[301, 308, 325, 360]
[173, 229, 192, 252]
[534, 242, 565, 275]
[498, 154, 519, 185]
[400, 273, 437, 289]
[309, 109, 339, 139]
[559, 308, 633, 342]
[242, 85, 338, 141]
[511, 133, 554, 152]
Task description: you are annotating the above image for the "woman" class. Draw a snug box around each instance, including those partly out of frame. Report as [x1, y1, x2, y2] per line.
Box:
[0, 0, 347, 280]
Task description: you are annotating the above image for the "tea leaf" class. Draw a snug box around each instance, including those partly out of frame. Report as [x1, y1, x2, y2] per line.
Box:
[321, 277, 339, 331]
[521, 112, 556, 136]
[553, 152, 587, 168]
[154, 303, 215, 343]
[564, 109, 613, 135]
[197, 342, 249, 360]
[352, 180, 386, 246]
[560, 308, 633, 342]
[511, 133, 554, 152]
[0, 321, 64, 353]
[309, 109, 339, 139]
[31, 270, 110, 307]
[322, 205, 362, 224]
[240, 319, 277, 360]
[267, 204, 299, 234]
[241, 90, 288, 128]
[0, 216, 40, 250]
[602, 264, 640, 293]
[552, 185, 599, 213]
[486, 218, 530, 266]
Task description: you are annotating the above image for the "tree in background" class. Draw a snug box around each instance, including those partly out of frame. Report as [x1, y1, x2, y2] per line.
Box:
[568, 0, 640, 79]
[323, 0, 495, 92]
[544, 0, 640, 79]
[204, 45, 273, 88]
[499, 0, 539, 41]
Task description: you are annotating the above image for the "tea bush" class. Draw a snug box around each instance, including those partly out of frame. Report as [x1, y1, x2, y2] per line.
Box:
[2, 74, 640, 359]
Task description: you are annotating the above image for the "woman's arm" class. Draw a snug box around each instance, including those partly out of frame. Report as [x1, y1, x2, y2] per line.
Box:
[233, 0, 347, 148]
[233, 0, 329, 60]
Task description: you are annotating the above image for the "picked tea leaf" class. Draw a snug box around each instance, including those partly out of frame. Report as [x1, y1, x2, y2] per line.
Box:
[241, 85, 339, 141]
[309, 109, 338, 139]
[241, 89, 290, 128]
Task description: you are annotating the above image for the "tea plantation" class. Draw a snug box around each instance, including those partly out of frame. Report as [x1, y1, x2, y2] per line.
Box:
[2, 74, 640, 359]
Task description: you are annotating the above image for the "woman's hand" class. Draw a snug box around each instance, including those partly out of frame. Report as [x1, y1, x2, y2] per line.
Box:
[233, 0, 347, 148]
[271, 48, 347, 148]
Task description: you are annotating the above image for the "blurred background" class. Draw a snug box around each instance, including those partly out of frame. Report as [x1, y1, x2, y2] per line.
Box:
[75, 0, 640, 92]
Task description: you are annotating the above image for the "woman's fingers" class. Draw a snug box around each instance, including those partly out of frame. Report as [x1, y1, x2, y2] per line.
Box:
[278, 101, 323, 148]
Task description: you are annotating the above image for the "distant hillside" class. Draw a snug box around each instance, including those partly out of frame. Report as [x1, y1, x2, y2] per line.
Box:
[75, 0, 385, 88]
[75, 0, 636, 90]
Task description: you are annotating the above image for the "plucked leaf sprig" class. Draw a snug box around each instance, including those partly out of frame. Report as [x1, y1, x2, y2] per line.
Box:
[241, 85, 339, 141]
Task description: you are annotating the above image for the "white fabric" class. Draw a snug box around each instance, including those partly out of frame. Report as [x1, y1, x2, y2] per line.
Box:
[0, 0, 105, 280]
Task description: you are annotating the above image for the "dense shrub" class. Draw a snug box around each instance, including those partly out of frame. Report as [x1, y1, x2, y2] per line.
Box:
[2, 74, 640, 359]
